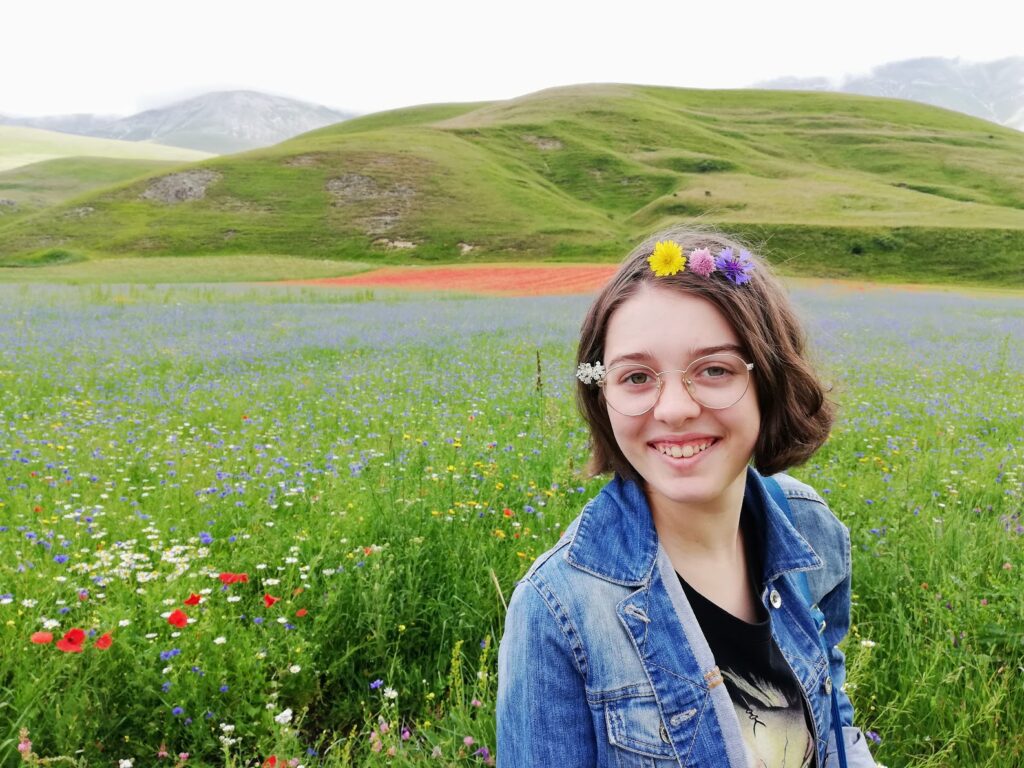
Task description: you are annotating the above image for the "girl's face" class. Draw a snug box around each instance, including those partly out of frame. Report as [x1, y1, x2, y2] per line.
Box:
[601, 285, 760, 516]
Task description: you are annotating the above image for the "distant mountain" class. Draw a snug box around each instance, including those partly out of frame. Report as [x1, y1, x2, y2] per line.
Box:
[757, 57, 1024, 131]
[0, 91, 356, 154]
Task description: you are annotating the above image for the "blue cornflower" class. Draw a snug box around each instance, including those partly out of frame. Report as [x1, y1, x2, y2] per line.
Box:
[53, 554, 69, 564]
[370, 679, 384, 689]
[199, 531, 214, 544]
[162, 681, 172, 692]
[160, 648, 181, 661]
[172, 706, 184, 716]
[714, 247, 755, 285]
[220, 685, 229, 693]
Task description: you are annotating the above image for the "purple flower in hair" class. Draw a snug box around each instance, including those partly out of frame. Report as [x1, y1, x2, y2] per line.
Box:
[714, 248, 755, 285]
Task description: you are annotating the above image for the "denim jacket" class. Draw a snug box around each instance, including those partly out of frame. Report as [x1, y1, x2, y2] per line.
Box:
[497, 468, 875, 767]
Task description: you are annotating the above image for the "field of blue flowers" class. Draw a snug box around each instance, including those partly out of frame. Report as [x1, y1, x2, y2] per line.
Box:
[1, 282, 1021, 767]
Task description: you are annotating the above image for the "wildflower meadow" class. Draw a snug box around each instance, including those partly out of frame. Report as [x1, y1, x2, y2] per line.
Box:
[0, 281, 1021, 767]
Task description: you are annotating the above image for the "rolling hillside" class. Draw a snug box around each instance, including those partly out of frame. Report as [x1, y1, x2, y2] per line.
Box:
[3, 85, 1024, 285]
[0, 156, 189, 224]
[0, 125, 211, 172]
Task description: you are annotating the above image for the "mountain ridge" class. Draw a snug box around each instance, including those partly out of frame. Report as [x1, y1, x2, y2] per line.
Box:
[757, 56, 1024, 131]
[0, 91, 355, 154]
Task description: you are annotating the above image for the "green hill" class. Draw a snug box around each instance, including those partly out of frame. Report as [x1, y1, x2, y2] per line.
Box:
[0, 156, 188, 223]
[3, 85, 1024, 285]
[0, 125, 211, 172]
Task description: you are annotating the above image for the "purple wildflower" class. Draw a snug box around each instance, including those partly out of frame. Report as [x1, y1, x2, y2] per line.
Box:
[714, 248, 755, 285]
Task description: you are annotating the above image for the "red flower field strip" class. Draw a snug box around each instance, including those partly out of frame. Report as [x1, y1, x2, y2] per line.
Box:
[297, 265, 618, 296]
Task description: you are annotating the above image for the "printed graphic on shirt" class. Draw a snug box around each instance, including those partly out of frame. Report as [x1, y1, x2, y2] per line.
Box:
[722, 667, 814, 768]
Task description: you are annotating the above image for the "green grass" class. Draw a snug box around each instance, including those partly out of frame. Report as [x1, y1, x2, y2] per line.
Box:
[0, 282, 1021, 767]
[0, 255, 372, 283]
[0, 157, 186, 216]
[3, 86, 1024, 285]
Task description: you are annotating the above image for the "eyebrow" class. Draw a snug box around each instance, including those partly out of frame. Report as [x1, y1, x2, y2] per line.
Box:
[605, 343, 745, 369]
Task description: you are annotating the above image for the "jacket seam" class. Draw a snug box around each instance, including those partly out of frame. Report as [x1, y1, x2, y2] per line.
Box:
[523, 571, 589, 682]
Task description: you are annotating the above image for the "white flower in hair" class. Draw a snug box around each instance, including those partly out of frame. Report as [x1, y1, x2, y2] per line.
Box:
[576, 362, 606, 385]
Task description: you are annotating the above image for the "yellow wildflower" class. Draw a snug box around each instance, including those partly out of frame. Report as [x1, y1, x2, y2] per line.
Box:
[648, 240, 685, 277]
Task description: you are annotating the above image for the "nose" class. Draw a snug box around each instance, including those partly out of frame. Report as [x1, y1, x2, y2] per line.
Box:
[651, 373, 702, 423]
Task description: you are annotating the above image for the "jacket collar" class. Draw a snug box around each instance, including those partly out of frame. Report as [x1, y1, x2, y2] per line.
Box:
[565, 466, 821, 586]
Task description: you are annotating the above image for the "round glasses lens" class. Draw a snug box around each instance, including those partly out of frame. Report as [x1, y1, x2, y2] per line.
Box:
[603, 364, 662, 416]
[685, 354, 751, 409]
[603, 354, 751, 415]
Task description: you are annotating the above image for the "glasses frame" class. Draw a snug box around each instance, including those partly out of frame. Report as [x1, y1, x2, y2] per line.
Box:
[599, 353, 754, 416]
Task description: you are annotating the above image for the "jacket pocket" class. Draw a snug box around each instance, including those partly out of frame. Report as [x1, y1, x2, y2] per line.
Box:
[605, 695, 678, 766]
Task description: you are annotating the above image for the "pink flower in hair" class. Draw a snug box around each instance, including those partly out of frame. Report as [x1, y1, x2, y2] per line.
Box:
[688, 248, 716, 277]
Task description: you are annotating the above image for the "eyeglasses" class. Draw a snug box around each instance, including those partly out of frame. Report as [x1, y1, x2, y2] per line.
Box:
[599, 353, 754, 416]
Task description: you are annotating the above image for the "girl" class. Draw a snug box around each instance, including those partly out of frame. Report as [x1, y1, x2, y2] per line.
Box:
[497, 228, 876, 767]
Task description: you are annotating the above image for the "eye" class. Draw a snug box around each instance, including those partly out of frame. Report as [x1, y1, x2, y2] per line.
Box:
[625, 370, 653, 385]
[692, 358, 742, 380]
[611, 367, 657, 387]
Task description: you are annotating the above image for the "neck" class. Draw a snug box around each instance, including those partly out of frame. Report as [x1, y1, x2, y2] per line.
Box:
[647, 471, 747, 560]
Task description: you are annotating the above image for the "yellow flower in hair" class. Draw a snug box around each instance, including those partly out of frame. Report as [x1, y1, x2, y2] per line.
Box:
[648, 240, 685, 277]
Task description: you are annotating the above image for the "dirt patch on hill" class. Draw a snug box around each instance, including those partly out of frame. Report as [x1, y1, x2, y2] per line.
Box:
[141, 170, 222, 204]
[327, 174, 415, 203]
[284, 154, 326, 168]
[327, 173, 416, 234]
[522, 135, 563, 150]
[63, 206, 94, 219]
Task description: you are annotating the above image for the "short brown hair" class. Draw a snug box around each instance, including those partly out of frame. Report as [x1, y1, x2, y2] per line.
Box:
[576, 226, 834, 481]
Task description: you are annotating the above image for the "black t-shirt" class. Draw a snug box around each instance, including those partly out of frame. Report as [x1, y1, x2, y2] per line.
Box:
[678, 511, 815, 767]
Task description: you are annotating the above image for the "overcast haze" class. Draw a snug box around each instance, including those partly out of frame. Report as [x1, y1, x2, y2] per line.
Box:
[5, 0, 1021, 117]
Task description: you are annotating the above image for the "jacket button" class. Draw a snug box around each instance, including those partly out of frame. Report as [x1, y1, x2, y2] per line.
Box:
[824, 677, 833, 695]
[769, 589, 782, 609]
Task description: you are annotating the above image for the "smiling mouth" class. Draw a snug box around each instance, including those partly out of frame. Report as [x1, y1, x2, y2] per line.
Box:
[654, 439, 715, 459]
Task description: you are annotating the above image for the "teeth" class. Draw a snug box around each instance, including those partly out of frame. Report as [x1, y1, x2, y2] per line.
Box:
[658, 441, 710, 458]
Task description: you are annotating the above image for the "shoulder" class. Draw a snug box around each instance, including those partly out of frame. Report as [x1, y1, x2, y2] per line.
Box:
[770, 472, 850, 601]
[506, 513, 581, 620]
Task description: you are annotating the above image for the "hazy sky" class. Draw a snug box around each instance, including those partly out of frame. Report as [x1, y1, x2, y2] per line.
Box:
[4, 0, 1021, 117]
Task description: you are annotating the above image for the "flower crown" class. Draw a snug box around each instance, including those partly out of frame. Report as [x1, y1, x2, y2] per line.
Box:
[647, 240, 755, 285]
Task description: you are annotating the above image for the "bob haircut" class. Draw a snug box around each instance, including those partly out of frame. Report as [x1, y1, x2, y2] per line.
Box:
[576, 226, 834, 481]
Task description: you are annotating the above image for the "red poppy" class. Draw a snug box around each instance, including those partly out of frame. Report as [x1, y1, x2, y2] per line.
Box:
[30, 631, 54, 644]
[167, 610, 188, 628]
[184, 593, 202, 606]
[218, 572, 249, 585]
[95, 633, 113, 650]
[503, 507, 514, 517]
[63, 627, 86, 645]
[56, 628, 86, 653]
[295, 608, 308, 618]
[262, 756, 279, 768]
[263, 594, 280, 608]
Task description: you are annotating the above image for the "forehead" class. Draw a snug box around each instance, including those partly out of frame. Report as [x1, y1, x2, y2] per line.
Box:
[603, 285, 740, 360]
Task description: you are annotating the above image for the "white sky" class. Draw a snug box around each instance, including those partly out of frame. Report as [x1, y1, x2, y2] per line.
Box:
[3, 0, 1021, 117]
